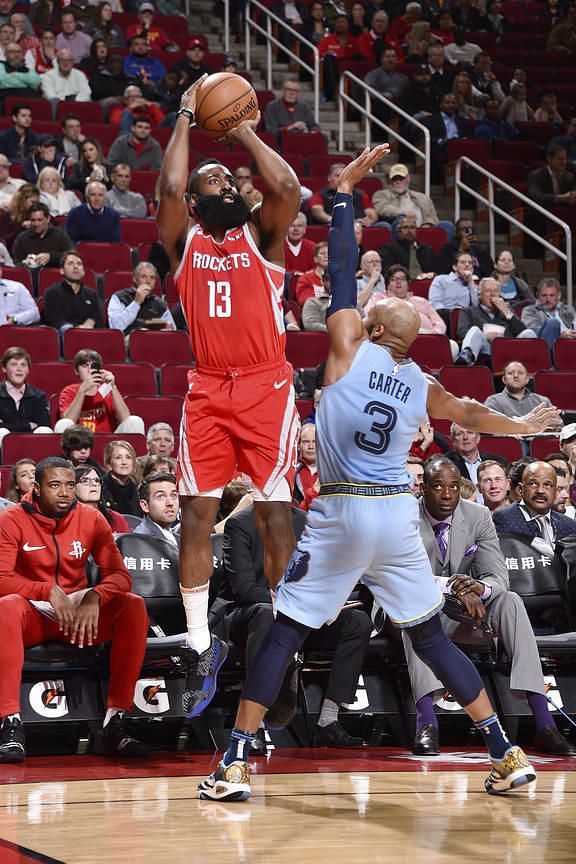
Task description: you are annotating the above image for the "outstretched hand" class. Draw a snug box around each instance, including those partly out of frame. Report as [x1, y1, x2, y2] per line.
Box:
[337, 145, 390, 194]
[180, 73, 209, 114]
[517, 402, 561, 435]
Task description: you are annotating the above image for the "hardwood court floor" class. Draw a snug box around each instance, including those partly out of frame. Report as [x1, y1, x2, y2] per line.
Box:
[0, 748, 575, 864]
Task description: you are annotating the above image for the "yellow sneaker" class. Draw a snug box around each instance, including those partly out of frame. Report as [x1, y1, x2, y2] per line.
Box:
[485, 746, 536, 795]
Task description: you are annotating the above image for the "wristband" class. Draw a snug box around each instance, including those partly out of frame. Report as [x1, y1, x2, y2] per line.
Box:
[177, 107, 195, 125]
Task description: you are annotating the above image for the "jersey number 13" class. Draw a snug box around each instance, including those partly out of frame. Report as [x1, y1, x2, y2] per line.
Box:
[208, 280, 232, 318]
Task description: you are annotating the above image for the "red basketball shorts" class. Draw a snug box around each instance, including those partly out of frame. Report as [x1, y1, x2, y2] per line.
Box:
[177, 359, 300, 497]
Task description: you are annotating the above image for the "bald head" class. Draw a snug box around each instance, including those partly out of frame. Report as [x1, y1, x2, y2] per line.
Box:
[365, 297, 420, 355]
[520, 460, 557, 515]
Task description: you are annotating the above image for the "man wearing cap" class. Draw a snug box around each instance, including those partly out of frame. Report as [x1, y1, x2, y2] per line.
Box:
[22, 135, 66, 183]
[403, 64, 437, 119]
[40, 49, 91, 104]
[0, 154, 23, 209]
[372, 163, 453, 238]
[560, 424, 576, 461]
[124, 34, 166, 86]
[264, 78, 321, 139]
[170, 36, 210, 87]
[125, 4, 178, 51]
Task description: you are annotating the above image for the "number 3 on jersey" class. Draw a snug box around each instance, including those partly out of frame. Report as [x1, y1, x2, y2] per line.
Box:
[208, 280, 232, 318]
[354, 400, 397, 454]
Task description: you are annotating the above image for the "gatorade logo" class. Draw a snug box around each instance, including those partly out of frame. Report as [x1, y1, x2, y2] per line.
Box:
[29, 680, 69, 718]
[544, 675, 564, 711]
[134, 678, 170, 714]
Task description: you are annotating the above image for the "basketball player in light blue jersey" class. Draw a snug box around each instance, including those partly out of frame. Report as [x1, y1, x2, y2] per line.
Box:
[199, 146, 559, 802]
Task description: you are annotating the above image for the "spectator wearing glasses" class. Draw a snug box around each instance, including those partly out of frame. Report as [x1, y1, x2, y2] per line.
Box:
[264, 79, 321, 139]
[75, 465, 131, 534]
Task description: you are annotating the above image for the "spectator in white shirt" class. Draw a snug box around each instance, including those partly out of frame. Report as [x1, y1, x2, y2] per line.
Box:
[37, 166, 78, 217]
[108, 262, 176, 336]
[0, 263, 39, 326]
[0, 153, 23, 211]
[41, 49, 91, 105]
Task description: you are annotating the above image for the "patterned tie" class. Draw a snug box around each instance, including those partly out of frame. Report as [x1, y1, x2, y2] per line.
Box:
[536, 515, 555, 549]
[433, 522, 449, 559]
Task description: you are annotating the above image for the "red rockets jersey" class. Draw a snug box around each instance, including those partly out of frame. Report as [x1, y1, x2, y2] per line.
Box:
[174, 222, 287, 369]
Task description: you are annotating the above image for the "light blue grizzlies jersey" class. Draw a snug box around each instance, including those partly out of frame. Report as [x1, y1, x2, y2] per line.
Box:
[317, 340, 429, 486]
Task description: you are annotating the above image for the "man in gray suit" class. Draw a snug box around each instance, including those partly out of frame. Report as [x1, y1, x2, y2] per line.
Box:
[404, 456, 575, 756]
[133, 472, 179, 545]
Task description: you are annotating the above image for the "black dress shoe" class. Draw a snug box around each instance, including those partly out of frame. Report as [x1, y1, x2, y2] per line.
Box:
[454, 348, 475, 367]
[533, 725, 576, 755]
[250, 727, 267, 756]
[313, 720, 365, 748]
[413, 724, 440, 756]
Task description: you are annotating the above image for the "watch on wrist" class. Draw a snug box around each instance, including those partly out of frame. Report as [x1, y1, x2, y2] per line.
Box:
[177, 107, 195, 125]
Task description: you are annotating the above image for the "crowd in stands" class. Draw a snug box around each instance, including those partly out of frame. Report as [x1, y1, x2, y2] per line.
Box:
[1, 0, 576, 756]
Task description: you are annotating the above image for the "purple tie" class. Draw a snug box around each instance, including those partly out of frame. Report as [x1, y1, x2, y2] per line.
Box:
[433, 522, 449, 559]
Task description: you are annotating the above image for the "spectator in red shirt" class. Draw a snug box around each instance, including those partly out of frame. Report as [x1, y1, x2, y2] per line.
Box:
[318, 14, 360, 100]
[55, 348, 145, 436]
[295, 241, 328, 306]
[125, 3, 177, 51]
[108, 84, 165, 131]
[0, 456, 149, 763]
[284, 212, 316, 275]
[357, 10, 389, 63]
[387, 1, 422, 50]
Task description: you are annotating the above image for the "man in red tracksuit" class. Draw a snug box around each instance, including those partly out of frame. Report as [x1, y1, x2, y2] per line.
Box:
[0, 456, 149, 763]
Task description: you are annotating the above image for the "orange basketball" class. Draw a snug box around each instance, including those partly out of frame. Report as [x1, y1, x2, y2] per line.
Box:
[195, 73, 259, 140]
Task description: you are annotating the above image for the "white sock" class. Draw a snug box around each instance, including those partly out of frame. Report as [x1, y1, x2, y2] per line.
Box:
[180, 583, 211, 653]
[103, 707, 122, 728]
[6, 713, 20, 722]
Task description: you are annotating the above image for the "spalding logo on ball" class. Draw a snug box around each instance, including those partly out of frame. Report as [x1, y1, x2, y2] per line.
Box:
[195, 73, 259, 140]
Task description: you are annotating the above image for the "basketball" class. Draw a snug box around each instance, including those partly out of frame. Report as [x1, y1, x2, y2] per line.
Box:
[195, 73, 259, 140]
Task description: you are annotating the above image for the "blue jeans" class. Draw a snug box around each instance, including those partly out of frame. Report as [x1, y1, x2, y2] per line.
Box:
[538, 318, 561, 352]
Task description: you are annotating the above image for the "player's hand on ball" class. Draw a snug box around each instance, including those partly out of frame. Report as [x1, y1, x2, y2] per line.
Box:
[337, 145, 390, 194]
[217, 109, 261, 142]
[180, 74, 209, 113]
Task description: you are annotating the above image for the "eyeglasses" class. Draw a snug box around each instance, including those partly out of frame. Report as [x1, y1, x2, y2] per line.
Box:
[78, 477, 102, 486]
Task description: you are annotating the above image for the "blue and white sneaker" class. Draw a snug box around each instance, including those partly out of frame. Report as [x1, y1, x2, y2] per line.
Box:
[182, 634, 229, 718]
[198, 760, 251, 801]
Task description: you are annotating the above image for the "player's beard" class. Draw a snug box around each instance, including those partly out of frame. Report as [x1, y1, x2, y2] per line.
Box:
[194, 191, 250, 231]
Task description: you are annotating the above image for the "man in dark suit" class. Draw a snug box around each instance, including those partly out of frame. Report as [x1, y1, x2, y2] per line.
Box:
[492, 461, 576, 545]
[133, 472, 179, 544]
[445, 424, 507, 486]
[526, 144, 576, 252]
[215, 504, 372, 749]
[379, 213, 437, 275]
[406, 457, 575, 756]
[420, 93, 470, 183]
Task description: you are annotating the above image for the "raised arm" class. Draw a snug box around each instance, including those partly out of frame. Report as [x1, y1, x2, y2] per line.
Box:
[223, 119, 300, 266]
[426, 376, 559, 435]
[156, 78, 206, 273]
[324, 145, 389, 386]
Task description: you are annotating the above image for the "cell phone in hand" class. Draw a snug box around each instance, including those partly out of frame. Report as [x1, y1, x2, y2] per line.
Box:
[90, 361, 101, 374]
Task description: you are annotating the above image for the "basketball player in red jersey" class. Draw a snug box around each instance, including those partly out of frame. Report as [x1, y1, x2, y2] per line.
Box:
[157, 76, 301, 718]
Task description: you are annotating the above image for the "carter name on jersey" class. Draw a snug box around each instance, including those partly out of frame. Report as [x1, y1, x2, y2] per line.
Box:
[368, 370, 412, 404]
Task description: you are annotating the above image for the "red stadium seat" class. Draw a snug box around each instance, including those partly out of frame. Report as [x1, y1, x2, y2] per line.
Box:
[408, 335, 453, 373]
[553, 340, 576, 371]
[160, 363, 191, 396]
[530, 436, 562, 459]
[296, 398, 313, 420]
[62, 328, 127, 362]
[417, 227, 448, 255]
[285, 332, 329, 369]
[3, 267, 33, 293]
[5, 97, 52, 121]
[357, 177, 382, 197]
[439, 365, 495, 402]
[164, 274, 179, 306]
[307, 154, 351, 176]
[76, 243, 133, 275]
[363, 227, 391, 251]
[129, 330, 193, 365]
[27, 361, 75, 395]
[56, 102, 104, 123]
[37, 267, 97, 295]
[106, 362, 157, 395]
[534, 371, 576, 411]
[2, 434, 62, 465]
[305, 226, 329, 244]
[491, 338, 551, 375]
[0, 326, 59, 362]
[151, 127, 173, 148]
[0, 465, 11, 491]
[129, 171, 159, 197]
[481, 436, 524, 463]
[81, 123, 119, 151]
[409, 278, 431, 299]
[125, 395, 183, 431]
[281, 133, 328, 157]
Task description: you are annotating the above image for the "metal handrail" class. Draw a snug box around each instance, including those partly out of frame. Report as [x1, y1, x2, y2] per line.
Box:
[243, 0, 320, 124]
[338, 71, 431, 198]
[455, 156, 573, 305]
